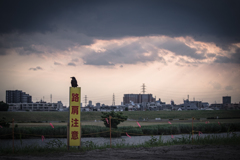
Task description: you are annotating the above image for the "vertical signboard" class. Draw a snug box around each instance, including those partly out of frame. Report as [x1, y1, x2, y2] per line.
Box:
[69, 87, 81, 146]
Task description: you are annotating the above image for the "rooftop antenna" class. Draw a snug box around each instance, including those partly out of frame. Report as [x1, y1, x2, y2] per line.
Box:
[141, 83, 146, 94]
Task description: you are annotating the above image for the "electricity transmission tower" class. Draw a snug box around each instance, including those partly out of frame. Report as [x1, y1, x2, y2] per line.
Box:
[84, 95, 87, 107]
[112, 93, 115, 106]
[141, 83, 146, 94]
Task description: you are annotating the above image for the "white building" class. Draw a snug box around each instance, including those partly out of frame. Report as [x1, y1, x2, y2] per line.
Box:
[8, 101, 63, 111]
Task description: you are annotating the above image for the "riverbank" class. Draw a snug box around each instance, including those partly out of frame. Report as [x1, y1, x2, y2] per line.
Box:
[1, 132, 240, 148]
[1, 145, 240, 160]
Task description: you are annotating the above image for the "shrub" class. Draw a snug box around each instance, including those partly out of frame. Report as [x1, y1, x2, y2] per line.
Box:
[101, 111, 128, 128]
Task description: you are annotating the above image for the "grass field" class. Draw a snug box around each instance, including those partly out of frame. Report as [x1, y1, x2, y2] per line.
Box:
[1, 110, 240, 122]
[9, 119, 240, 128]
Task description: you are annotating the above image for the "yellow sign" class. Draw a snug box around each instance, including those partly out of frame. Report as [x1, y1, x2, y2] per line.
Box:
[69, 87, 81, 146]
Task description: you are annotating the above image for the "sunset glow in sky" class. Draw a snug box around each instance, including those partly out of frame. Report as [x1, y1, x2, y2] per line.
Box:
[0, 0, 239, 106]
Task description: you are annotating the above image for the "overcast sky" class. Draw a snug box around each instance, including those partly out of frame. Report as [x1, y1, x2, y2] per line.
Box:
[0, 0, 240, 106]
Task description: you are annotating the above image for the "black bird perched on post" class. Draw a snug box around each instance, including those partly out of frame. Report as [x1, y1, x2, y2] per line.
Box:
[71, 77, 78, 87]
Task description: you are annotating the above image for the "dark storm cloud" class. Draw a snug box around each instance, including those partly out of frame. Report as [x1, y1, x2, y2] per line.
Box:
[1, 0, 240, 66]
[19, 46, 44, 55]
[29, 66, 43, 71]
[1, 0, 239, 46]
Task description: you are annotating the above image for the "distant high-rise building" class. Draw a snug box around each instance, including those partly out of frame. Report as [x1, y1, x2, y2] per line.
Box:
[96, 103, 101, 108]
[123, 94, 155, 105]
[6, 90, 32, 103]
[89, 100, 92, 106]
[223, 96, 231, 104]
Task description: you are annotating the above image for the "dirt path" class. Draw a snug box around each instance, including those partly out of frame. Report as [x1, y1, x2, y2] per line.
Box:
[1, 145, 240, 160]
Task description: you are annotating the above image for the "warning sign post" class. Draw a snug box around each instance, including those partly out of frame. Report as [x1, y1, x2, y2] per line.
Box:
[69, 87, 81, 146]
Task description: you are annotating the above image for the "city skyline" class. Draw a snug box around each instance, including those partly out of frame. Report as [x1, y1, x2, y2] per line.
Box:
[0, 0, 240, 106]
[3, 88, 238, 107]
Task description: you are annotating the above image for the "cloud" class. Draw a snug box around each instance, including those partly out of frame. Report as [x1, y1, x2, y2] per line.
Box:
[29, 66, 43, 71]
[175, 62, 184, 67]
[214, 48, 240, 64]
[175, 58, 201, 67]
[68, 62, 76, 66]
[80, 36, 205, 66]
[72, 58, 79, 62]
[54, 62, 62, 65]
[120, 65, 123, 68]
[209, 82, 222, 90]
[225, 85, 233, 91]
[0, 31, 94, 56]
[207, 53, 216, 58]
[0, 0, 239, 49]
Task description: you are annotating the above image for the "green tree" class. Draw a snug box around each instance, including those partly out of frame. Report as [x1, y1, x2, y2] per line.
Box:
[0, 101, 9, 111]
[101, 111, 128, 128]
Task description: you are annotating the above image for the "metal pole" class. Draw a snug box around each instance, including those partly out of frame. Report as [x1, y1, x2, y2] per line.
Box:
[12, 119, 14, 154]
[192, 117, 194, 143]
[110, 116, 111, 148]
[67, 122, 69, 151]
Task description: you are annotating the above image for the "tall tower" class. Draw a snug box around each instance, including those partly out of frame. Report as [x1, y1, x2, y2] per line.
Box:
[50, 94, 52, 103]
[84, 95, 87, 107]
[112, 93, 115, 106]
[141, 83, 146, 94]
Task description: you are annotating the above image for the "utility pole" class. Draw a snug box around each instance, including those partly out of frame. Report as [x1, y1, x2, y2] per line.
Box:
[84, 95, 87, 107]
[112, 93, 115, 106]
[141, 83, 146, 94]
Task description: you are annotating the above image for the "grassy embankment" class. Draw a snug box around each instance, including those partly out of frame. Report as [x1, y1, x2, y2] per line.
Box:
[1, 110, 240, 139]
[1, 110, 240, 122]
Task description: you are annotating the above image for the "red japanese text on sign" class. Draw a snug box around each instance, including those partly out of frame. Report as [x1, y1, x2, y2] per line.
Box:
[72, 93, 79, 102]
[71, 118, 79, 127]
[71, 106, 79, 115]
[71, 131, 79, 140]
